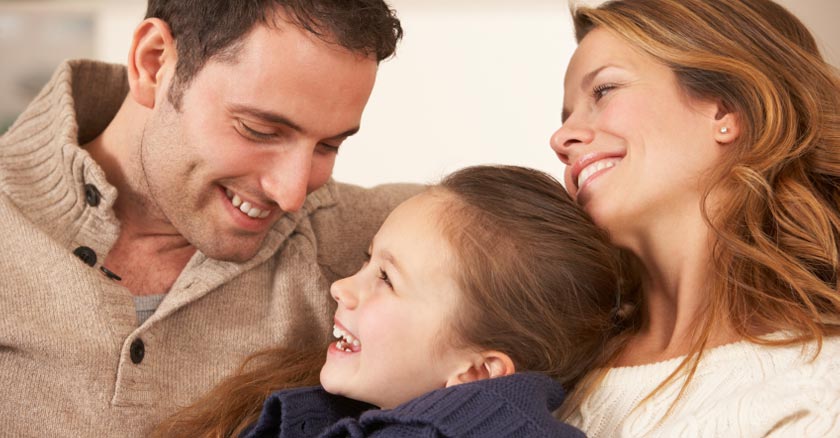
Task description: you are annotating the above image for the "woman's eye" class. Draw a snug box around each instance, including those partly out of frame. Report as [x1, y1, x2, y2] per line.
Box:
[592, 83, 617, 101]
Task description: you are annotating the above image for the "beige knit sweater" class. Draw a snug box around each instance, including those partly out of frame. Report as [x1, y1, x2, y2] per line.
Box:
[0, 60, 421, 437]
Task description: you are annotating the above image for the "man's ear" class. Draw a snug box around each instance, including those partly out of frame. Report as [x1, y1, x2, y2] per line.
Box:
[445, 351, 516, 388]
[127, 18, 177, 109]
[713, 103, 740, 145]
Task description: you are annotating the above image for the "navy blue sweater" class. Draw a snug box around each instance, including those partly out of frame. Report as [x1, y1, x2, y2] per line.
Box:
[241, 373, 585, 437]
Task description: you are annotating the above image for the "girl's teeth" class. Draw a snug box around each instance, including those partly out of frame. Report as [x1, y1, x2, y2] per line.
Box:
[231, 194, 243, 208]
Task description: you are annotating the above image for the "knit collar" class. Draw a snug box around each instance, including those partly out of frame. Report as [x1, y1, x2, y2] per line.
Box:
[0, 59, 338, 264]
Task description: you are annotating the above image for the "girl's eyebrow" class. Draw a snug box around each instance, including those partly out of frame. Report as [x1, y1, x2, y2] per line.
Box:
[379, 249, 406, 279]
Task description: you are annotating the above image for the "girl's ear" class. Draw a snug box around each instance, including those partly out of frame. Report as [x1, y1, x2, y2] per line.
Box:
[127, 18, 178, 109]
[445, 351, 516, 388]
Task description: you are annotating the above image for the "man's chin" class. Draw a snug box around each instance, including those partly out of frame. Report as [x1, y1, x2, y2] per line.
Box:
[196, 237, 266, 263]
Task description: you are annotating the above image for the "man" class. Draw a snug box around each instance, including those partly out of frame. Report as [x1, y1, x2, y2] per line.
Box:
[0, 1, 418, 436]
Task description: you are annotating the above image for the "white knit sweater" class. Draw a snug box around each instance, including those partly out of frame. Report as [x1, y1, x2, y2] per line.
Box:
[568, 335, 840, 437]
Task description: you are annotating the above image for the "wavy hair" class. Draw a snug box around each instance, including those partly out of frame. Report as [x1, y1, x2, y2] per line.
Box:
[568, 0, 840, 418]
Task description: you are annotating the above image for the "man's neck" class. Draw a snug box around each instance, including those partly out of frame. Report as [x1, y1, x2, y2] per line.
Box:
[86, 97, 196, 295]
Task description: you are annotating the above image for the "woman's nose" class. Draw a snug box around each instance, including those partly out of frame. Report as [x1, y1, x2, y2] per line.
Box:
[330, 276, 358, 309]
[550, 119, 595, 165]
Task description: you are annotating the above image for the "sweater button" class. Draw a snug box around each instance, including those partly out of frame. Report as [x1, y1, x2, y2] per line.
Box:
[73, 246, 97, 266]
[84, 184, 101, 207]
[130, 338, 145, 364]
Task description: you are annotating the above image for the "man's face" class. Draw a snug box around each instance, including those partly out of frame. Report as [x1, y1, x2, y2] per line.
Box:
[139, 22, 378, 262]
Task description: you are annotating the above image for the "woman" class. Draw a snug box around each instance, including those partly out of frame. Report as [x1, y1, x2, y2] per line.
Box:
[551, 0, 840, 436]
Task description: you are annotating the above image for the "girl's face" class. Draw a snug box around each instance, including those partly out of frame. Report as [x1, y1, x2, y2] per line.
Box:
[319, 192, 478, 409]
[550, 27, 729, 247]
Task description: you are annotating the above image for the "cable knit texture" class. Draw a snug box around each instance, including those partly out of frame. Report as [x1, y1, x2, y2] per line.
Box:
[243, 373, 586, 438]
[0, 60, 421, 437]
[568, 334, 840, 437]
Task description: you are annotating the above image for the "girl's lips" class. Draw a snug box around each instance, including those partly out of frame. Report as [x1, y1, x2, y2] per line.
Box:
[332, 319, 362, 353]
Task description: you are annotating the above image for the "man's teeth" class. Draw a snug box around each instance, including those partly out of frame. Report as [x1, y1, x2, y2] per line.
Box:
[578, 159, 619, 189]
[225, 189, 270, 218]
[333, 325, 361, 352]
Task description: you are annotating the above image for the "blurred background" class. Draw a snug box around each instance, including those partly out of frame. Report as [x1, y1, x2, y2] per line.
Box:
[1, 0, 838, 186]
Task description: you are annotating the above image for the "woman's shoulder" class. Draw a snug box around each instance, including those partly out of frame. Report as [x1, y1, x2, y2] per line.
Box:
[569, 334, 840, 438]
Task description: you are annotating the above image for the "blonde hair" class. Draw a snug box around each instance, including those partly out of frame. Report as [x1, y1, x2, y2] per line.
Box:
[568, 0, 840, 418]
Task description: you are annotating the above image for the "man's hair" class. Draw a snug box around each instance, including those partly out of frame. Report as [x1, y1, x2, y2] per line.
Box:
[145, 0, 402, 107]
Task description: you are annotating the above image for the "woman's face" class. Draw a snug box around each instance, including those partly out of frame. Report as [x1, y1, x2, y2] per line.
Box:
[551, 27, 729, 246]
[319, 192, 477, 409]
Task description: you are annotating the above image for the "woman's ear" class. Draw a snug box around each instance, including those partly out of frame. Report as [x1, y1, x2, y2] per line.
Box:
[127, 18, 177, 109]
[713, 104, 740, 145]
[445, 351, 516, 388]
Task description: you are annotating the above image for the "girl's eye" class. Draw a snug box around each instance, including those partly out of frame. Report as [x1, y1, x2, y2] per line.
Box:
[377, 268, 393, 289]
[592, 83, 617, 101]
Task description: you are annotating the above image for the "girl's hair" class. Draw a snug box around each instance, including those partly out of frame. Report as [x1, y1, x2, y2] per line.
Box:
[152, 165, 624, 437]
[569, 0, 840, 417]
[150, 347, 327, 438]
[432, 165, 623, 389]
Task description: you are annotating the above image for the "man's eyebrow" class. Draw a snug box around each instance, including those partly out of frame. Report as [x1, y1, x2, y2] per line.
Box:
[229, 104, 360, 139]
[562, 64, 614, 123]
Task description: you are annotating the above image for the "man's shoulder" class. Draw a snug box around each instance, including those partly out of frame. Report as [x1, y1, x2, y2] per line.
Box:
[305, 180, 423, 282]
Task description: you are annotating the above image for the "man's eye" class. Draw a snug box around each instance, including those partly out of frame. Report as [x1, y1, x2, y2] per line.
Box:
[238, 120, 277, 141]
[317, 142, 341, 155]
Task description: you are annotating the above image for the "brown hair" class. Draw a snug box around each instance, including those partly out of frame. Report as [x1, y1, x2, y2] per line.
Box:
[152, 165, 624, 436]
[433, 165, 623, 389]
[570, 0, 840, 417]
[145, 0, 403, 107]
[151, 347, 327, 438]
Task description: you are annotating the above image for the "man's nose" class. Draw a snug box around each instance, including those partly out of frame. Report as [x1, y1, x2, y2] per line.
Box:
[261, 148, 313, 213]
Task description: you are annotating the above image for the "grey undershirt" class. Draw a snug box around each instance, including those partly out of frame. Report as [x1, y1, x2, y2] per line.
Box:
[133, 293, 167, 326]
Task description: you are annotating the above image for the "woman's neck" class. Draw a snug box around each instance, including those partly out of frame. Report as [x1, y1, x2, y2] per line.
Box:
[616, 213, 739, 365]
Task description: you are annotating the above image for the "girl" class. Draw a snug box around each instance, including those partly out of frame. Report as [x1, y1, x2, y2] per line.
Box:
[153, 165, 625, 437]
[552, 0, 840, 436]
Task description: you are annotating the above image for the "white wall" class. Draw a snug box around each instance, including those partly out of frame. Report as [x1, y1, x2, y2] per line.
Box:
[4, 0, 839, 187]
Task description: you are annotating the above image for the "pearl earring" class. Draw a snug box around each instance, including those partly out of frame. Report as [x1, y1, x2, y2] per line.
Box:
[720, 127, 729, 134]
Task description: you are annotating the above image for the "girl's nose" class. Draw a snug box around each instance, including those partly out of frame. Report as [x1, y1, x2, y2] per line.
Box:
[330, 275, 358, 309]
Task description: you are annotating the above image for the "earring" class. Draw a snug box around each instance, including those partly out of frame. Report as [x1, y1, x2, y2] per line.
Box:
[720, 127, 729, 134]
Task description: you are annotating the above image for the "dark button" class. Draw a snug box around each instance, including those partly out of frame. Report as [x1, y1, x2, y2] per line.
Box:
[100, 266, 122, 281]
[130, 338, 145, 364]
[73, 246, 97, 267]
[84, 184, 101, 207]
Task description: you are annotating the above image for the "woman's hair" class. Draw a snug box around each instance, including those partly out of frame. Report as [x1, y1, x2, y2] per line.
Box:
[432, 165, 623, 389]
[569, 0, 840, 416]
[152, 165, 624, 436]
